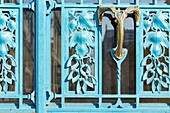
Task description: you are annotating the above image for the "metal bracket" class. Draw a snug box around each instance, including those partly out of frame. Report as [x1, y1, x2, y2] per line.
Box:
[46, 0, 57, 15]
[28, 1, 35, 12]
[28, 0, 57, 14]
[98, 6, 140, 60]
[28, 91, 35, 104]
[46, 90, 56, 105]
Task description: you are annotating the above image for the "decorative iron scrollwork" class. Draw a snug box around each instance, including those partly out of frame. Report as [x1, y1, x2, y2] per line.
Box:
[46, 0, 57, 15]
[65, 10, 96, 94]
[141, 11, 170, 93]
[0, 10, 17, 93]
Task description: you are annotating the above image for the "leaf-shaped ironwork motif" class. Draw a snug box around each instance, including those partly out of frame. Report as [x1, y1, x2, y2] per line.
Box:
[70, 31, 94, 57]
[66, 10, 96, 94]
[141, 11, 170, 93]
[0, 11, 17, 93]
[152, 11, 169, 31]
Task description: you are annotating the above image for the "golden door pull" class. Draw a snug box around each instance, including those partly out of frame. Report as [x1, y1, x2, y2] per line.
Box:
[98, 6, 140, 59]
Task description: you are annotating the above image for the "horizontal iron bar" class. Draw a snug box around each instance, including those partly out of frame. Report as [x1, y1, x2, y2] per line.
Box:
[1, 107, 170, 113]
[139, 103, 170, 107]
[0, 94, 28, 98]
[102, 94, 137, 98]
[0, 109, 35, 112]
[0, 3, 29, 8]
[56, 4, 170, 8]
[58, 94, 170, 98]
[0, 103, 34, 108]
[0, 3, 169, 9]
[56, 94, 170, 98]
[47, 107, 170, 112]
[64, 94, 137, 98]
[139, 95, 170, 98]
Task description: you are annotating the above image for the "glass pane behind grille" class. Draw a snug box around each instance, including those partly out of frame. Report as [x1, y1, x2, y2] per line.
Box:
[4, 0, 18, 3]
[102, 16, 136, 94]
[23, 10, 34, 94]
[51, 10, 61, 94]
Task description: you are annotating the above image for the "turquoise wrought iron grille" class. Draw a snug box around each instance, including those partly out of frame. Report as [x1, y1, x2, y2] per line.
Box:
[0, 0, 170, 113]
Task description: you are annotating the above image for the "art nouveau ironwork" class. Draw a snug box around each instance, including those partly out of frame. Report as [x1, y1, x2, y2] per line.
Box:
[0, 0, 170, 113]
[0, 10, 17, 93]
[141, 11, 170, 93]
[66, 10, 96, 94]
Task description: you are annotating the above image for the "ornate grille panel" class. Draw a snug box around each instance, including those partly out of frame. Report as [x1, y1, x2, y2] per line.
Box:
[141, 10, 170, 93]
[0, 0, 170, 113]
[65, 9, 98, 95]
[0, 9, 18, 93]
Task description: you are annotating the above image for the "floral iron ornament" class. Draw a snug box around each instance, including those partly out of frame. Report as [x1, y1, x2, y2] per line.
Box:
[65, 11, 96, 94]
[141, 11, 170, 93]
[0, 11, 17, 93]
[98, 6, 140, 108]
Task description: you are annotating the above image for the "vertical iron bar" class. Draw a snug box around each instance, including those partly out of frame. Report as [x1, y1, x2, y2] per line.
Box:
[136, 19, 139, 108]
[98, 21, 102, 108]
[19, 0, 22, 4]
[140, 10, 144, 94]
[117, 65, 121, 96]
[154, 0, 157, 5]
[61, 0, 65, 108]
[136, 8, 143, 108]
[46, 13, 51, 94]
[1, 0, 3, 4]
[35, 0, 46, 112]
[136, 0, 139, 5]
[168, 11, 170, 92]
[99, 0, 102, 4]
[81, 0, 83, 4]
[117, 0, 120, 5]
[19, 2, 23, 108]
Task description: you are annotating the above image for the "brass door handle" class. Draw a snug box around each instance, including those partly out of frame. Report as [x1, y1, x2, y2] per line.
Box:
[98, 6, 140, 59]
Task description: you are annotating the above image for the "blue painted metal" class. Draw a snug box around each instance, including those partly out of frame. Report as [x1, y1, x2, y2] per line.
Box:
[66, 10, 96, 94]
[111, 48, 128, 108]
[0, 0, 170, 113]
[35, 0, 46, 112]
[141, 10, 170, 93]
[0, 10, 17, 93]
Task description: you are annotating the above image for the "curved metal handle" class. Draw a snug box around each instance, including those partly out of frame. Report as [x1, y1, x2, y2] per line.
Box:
[98, 6, 140, 59]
